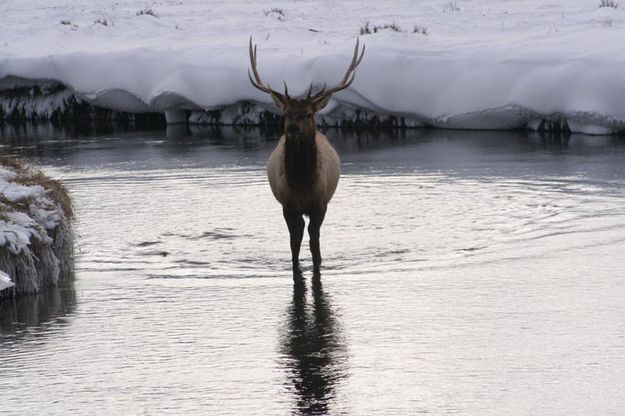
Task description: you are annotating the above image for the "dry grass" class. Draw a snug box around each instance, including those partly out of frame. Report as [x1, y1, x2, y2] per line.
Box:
[0, 154, 74, 221]
[360, 21, 403, 35]
[136, 7, 159, 17]
[1, 153, 75, 298]
[599, 0, 618, 8]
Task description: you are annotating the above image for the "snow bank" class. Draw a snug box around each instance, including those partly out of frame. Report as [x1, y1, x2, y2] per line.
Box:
[0, 159, 74, 299]
[0, 270, 14, 292]
[1, 0, 625, 133]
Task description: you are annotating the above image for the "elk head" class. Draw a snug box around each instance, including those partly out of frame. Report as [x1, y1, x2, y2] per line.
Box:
[248, 37, 365, 140]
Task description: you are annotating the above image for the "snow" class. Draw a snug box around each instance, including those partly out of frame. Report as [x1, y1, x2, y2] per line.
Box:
[0, 165, 60, 255]
[1, 182, 46, 203]
[1, 0, 625, 132]
[0, 270, 14, 292]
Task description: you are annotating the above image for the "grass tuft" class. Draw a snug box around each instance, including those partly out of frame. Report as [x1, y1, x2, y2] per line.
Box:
[413, 24, 428, 35]
[443, 1, 461, 12]
[599, 0, 618, 8]
[94, 18, 110, 26]
[360, 21, 428, 36]
[263, 7, 286, 21]
[136, 7, 159, 17]
[360, 21, 403, 35]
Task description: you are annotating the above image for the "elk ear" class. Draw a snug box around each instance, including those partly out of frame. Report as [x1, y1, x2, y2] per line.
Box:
[313, 94, 332, 112]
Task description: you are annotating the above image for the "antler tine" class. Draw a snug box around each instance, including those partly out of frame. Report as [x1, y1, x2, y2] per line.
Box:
[248, 38, 266, 92]
[312, 39, 365, 101]
[310, 83, 328, 99]
[248, 37, 286, 99]
[306, 82, 314, 99]
[283, 81, 291, 99]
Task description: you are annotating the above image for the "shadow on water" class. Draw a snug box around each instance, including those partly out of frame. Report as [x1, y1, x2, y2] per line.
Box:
[280, 275, 348, 415]
[0, 286, 77, 342]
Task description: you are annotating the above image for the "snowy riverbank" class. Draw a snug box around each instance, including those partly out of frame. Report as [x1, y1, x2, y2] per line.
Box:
[0, 158, 74, 299]
[1, 0, 625, 133]
[0, 270, 14, 292]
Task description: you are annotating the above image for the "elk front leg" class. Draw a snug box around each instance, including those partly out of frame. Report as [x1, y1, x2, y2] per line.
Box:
[308, 205, 327, 275]
[283, 207, 305, 274]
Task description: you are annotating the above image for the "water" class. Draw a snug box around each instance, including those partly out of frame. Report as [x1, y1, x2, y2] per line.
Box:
[1, 125, 625, 415]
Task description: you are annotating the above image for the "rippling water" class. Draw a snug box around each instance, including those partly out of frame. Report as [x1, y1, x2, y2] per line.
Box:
[1, 125, 625, 415]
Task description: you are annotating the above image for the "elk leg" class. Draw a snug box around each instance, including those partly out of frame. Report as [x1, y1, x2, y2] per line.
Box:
[283, 207, 305, 274]
[308, 205, 326, 275]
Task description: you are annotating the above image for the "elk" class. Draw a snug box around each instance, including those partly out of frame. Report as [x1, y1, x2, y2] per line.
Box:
[248, 37, 365, 276]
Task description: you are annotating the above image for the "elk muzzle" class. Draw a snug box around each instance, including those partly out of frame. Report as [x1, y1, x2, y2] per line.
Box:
[286, 124, 300, 138]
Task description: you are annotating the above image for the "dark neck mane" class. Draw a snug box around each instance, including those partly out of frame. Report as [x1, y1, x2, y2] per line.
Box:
[284, 133, 317, 189]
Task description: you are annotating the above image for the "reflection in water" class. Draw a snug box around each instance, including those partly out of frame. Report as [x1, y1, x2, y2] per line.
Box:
[280, 276, 348, 415]
[3, 120, 625, 185]
[0, 286, 77, 339]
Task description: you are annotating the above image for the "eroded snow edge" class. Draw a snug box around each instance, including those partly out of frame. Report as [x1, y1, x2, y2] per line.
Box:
[1, 77, 624, 134]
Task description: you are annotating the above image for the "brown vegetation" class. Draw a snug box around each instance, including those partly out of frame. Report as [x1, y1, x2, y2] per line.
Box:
[1, 153, 75, 298]
[0, 154, 74, 221]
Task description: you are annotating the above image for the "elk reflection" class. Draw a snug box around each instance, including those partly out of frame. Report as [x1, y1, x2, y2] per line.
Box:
[280, 276, 348, 415]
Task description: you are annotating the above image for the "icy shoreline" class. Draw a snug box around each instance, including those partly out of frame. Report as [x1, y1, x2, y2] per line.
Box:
[0, 79, 620, 134]
[0, 159, 74, 299]
[2, 0, 625, 133]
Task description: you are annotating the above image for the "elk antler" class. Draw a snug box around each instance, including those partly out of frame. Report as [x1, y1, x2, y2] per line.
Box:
[310, 38, 365, 103]
[248, 37, 288, 104]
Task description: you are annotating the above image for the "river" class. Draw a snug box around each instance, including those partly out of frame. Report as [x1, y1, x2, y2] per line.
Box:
[1, 124, 624, 415]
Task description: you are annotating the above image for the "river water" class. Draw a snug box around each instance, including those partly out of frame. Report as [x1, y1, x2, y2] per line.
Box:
[1, 125, 625, 415]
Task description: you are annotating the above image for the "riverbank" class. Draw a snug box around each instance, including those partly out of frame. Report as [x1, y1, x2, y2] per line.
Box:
[0, 156, 74, 299]
[1, 0, 625, 134]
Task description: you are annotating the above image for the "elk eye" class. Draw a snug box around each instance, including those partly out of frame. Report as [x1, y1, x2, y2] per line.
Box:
[307, 112, 313, 117]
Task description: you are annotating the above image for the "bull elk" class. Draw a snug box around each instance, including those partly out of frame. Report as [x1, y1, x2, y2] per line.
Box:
[248, 37, 365, 276]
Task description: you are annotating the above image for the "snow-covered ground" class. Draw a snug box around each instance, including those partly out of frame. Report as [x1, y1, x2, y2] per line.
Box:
[0, 270, 14, 291]
[2, 0, 625, 132]
[0, 162, 74, 297]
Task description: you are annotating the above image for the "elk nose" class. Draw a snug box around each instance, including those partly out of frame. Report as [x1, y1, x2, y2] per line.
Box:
[286, 125, 299, 136]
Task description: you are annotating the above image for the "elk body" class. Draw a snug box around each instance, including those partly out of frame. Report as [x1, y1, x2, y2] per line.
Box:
[248, 38, 365, 275]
